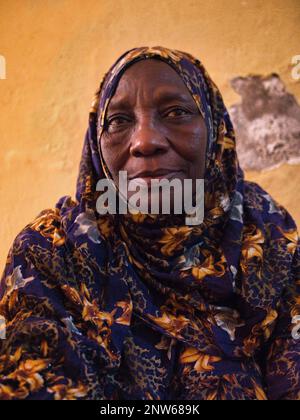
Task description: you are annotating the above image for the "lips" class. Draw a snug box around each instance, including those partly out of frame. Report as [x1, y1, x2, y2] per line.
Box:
[129, 169, 186, 182]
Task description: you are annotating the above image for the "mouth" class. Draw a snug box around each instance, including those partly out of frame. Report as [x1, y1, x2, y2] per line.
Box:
[128, 169, 187, 183]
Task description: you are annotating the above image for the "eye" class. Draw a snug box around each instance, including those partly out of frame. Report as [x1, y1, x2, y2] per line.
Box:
[105, 115, 132, 133]
[164, 107, 191, 118]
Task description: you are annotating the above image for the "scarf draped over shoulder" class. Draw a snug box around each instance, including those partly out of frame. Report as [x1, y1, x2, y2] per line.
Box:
[0, 46, 300, 400]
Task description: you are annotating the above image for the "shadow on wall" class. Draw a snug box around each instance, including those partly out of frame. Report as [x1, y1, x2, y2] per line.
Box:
[229, 74, 300, 171]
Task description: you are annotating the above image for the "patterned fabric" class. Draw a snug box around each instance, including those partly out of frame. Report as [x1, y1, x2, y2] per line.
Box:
[0, 46, 300, 400]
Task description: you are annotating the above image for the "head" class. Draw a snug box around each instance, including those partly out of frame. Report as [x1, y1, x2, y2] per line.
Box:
[77, 46, 241, 227]
[99, 58, 207, 215]
[100, 58, 207, 189]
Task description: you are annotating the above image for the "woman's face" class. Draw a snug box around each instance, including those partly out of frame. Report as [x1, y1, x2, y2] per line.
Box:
[100, 58, 207, 208]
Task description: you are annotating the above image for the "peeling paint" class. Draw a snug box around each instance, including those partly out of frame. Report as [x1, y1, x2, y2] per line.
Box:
[229, 74, 300, 171]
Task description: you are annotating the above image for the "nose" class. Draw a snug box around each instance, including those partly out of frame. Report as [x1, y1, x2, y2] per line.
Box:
[130, 117, 169, 158]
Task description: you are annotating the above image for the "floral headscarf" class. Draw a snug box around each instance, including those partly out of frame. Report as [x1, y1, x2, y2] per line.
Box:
[0, 46, 300, 400]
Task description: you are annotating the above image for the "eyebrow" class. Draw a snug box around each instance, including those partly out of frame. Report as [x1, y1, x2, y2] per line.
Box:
[107, 98, 132, 113]
[107, 90, 195, 113]
[154, 91, 194, 104]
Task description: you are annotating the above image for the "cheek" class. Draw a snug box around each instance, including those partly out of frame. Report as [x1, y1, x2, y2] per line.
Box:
[175, 123, 207, 179]
[100, 136, 130, 179]
[173, 124, 207, 164]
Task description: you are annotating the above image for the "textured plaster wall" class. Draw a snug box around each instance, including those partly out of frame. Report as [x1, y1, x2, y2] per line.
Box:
[229, 74, 300, 170]
[0, 0, 300, 269]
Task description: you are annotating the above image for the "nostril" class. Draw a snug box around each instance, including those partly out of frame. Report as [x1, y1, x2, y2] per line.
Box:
[130, 134, 169, 156]
[157, 147, 167, 155]
[132, 150, 143, 158]
[132, 146, 167, 158]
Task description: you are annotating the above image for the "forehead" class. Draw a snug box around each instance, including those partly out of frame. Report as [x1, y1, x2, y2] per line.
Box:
[120, 58, 184, 83]
[108, 58, 193, 107]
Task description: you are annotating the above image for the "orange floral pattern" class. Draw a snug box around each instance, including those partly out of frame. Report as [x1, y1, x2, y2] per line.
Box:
[0, 46, 299, 401]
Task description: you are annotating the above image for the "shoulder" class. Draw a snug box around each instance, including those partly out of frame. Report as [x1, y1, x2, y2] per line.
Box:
[242, 180, 298, 282]
[1, 196, 109, 302]
[243, 180, 297, 230]
[5, 206, 67, 263]
[5, 195, 79, 261]
[0, 202, 73, 301]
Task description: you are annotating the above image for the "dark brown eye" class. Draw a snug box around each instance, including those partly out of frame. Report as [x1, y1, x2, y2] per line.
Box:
[105, 115, 131, 132]
[165, 108, 190, 118]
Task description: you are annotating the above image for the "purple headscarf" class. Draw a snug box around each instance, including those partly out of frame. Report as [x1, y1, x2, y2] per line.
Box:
[0, 46, 299, 400]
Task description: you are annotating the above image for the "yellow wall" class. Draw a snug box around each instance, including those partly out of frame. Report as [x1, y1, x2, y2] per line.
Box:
[0, 0, 299, 269]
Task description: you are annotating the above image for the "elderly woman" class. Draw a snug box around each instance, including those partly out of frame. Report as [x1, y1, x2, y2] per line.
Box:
[0, 46, 299, 401]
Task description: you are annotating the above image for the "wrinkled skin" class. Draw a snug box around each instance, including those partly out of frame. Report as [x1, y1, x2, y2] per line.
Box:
[100, 58, 207, 212]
